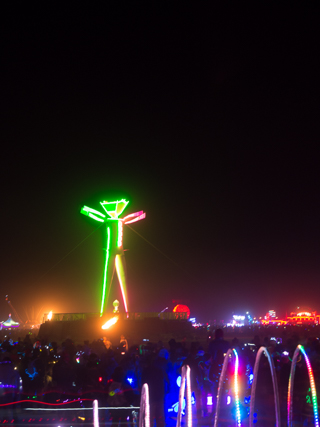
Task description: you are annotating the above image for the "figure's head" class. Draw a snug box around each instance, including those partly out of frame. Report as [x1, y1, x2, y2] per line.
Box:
[100, 199, 129, 219]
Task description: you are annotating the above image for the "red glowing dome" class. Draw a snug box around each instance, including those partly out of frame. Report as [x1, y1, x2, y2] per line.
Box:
[173, 304, 190, 319]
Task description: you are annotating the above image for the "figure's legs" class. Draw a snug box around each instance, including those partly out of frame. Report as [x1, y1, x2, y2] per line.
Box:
[100, 226, 114, 316]
[104, 263, 116, 313]
[115, 254, 129, 315]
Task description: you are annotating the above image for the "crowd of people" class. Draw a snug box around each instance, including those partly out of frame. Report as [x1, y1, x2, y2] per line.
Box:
[0, 326, 320, 426]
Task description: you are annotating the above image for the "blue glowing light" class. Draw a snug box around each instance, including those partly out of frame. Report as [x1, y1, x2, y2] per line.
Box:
[176, 375, 181, 387]
[25, 367, 38, 380]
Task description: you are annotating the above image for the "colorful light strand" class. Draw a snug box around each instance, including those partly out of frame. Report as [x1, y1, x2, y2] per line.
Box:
[249, 346, 280, 427]
[214, 349, 232, 427]
[288, 345, 319, 427]
[233, 349, 241, 427]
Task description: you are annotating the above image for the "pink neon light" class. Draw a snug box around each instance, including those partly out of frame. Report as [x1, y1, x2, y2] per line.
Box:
[233, 349, 241, 427]
[115, 255, 128, 314]
[123, 212, 146, 225]
[185, 365, 192, 427]
[0, 399, 94, 407]
[123, 211, 143, 222]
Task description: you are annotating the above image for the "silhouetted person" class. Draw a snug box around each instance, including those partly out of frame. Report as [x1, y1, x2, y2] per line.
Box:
[142, 354, 168, 427]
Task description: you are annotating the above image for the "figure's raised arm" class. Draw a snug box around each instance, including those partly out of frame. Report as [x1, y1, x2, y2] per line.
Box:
[80, 205, 106, 223]
[123, 211, 146, 224]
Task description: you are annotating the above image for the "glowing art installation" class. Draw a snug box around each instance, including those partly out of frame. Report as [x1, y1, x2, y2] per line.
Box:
[81, 199, 145, 315]
[214, 348, 242, 427]
[173, 304, 191, 319]
[249, 346, 280, 427]
[139, 383, 150, 427]
[176, 365, 192, 427]
[288, 344, 319, 427]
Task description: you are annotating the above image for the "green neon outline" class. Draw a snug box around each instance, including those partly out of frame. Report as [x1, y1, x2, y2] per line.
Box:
[100, 226, 111, 316]
[88, 212, 105, 222]
[117, 220, 123, 248]
[81, 199, 145, 314]
[81, 206, 106, 220]
[100, 199, 129, 219]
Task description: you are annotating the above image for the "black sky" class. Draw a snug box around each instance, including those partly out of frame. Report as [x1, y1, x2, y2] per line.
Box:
[1, 2, 320, 323]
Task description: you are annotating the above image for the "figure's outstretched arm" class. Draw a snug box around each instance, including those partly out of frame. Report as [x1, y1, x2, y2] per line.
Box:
[81, 206, 106, 223]
[123, 211, 146, 225]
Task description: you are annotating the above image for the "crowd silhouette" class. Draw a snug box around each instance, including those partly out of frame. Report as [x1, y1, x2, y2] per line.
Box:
[0, 325, 320, 426]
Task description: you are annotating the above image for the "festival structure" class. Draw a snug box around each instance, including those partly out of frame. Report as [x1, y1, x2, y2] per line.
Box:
[261, 308, 320, 325]
[81, 199, 145, 316]
[1, 314, 20, 329]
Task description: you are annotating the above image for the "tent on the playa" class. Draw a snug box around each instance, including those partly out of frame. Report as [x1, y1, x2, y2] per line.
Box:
[1, 314, 20, 329]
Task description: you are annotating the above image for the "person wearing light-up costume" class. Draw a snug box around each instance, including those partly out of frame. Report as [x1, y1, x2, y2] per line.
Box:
[81, 199, 145, 316]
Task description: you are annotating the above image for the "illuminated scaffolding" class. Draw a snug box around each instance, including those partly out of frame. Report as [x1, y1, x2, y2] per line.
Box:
[81, 199, 145, 316]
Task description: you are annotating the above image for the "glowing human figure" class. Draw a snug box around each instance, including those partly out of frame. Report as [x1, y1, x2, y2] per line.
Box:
[81, 199, 145, 316]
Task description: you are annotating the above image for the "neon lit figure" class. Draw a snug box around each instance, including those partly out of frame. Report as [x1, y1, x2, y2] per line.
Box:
[81, 199, 145, 316]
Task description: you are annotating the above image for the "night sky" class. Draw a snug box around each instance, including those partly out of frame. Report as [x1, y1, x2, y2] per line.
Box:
[1, 3, 320, 323]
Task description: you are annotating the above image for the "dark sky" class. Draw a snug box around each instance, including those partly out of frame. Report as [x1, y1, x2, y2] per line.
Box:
[1, 3, 320, 323]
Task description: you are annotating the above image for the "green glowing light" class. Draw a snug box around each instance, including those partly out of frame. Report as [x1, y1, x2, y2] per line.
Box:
[81, 206, 106, 221]
[100, 226, 111, 316]
[80, 198, 145, 315]
[100, 199, 129, 219]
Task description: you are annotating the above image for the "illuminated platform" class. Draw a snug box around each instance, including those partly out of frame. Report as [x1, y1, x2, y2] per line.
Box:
[38, 312, 192, 344]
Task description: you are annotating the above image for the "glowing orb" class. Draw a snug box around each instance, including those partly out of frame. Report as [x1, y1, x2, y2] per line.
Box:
[173, 304, 190, 319]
